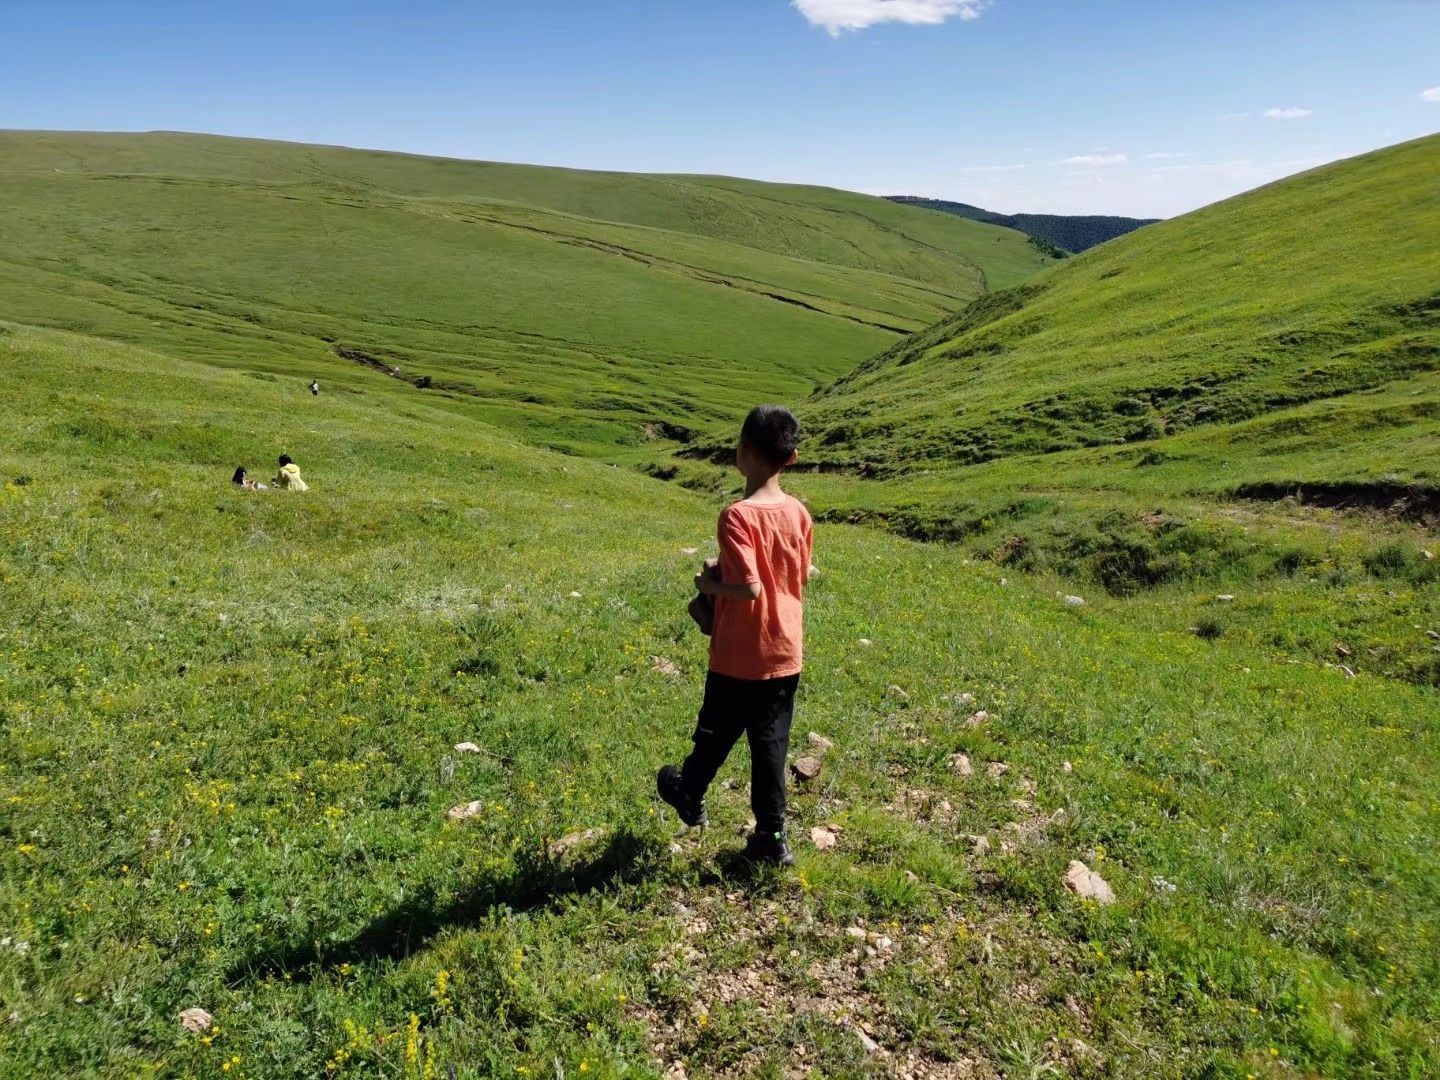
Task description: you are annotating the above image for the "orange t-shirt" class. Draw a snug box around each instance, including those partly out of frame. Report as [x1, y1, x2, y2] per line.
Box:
[709, 495, 813, 681]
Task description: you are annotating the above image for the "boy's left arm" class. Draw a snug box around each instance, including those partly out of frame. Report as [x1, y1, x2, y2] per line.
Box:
[695, 571, 762, 601]
[701, 507, 763, 601]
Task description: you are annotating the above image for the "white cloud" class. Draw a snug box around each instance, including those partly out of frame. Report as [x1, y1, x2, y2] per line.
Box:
[793, 0, 989, 35]
[1422, 86, 1440, 103]
[1264, 107, 1314, 120]
[1060, 153, 1128, 166]
[1144, 152, 1186, 160]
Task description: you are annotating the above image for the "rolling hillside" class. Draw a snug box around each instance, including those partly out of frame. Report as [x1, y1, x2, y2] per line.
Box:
[805, 135, 1439, 478]
[653, 137, 1439, 685]
[885, 195, 1159, 253]
[0, 130, 1050, 455]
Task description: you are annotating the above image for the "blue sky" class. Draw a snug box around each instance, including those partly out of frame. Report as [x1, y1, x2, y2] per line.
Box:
[3, 0, 1437, 217]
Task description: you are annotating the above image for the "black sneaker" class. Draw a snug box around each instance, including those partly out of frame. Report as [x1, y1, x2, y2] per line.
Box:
[742, 830, 795, 867]
[656, 765, 707, 827]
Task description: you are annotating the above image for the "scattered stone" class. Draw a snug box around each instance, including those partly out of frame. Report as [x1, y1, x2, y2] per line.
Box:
[854, 1026, 883, 1054]
[844, 926, 868, 942]
[968, 835, 991, 855]
[1338, 665, 1357, 678]
[986, 761, 1010, 778]
[951, 691, 976, 706]
[809, 824, 841, 851]
[178, 1007, 213, 1034]
[681, 547, 699, 555]
[886, 684, 909, 700]
[568, 591, 582, 598]
[650, 655, 682, 677]
[1063, 860, 1115, 904]
[446, 800, 483, 821]
[806, 732, 834, 753]
[965, 710, 989, 728]
[1063, 595, 1087, 607]
[1216, 594, 1236, 602]
[454, 741, 481, 754]
[1062, 760, 1073, 773]
[549, 827, 604, 857]
[1334, 642, 1352, 658]
[790, 756, 823, 783]
[857, 638, 873, 647]
[950, 752, 974, 777]
[664, 1063, 688, 1080]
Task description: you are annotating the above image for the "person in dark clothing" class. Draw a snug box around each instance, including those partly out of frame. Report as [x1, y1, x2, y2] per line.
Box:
[657, 405, 813, 866]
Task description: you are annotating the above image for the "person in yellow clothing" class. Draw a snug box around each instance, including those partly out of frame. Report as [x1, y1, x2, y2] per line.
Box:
[272, 454, 309, 492]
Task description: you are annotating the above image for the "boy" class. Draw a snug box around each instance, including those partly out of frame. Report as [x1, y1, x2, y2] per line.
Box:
[657, 405, 813, 866]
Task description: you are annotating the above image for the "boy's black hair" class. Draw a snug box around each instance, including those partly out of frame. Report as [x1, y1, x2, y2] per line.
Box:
[740, 405, 800, 468]
[278, 454, 293, 467]
[232, 466, 247, 485]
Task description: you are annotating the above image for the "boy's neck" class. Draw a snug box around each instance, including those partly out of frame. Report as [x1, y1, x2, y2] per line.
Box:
[742, 472, 786, 501]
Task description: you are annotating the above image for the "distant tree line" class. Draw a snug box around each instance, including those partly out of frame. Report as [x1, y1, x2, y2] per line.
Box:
[885, 196, 1159, 254]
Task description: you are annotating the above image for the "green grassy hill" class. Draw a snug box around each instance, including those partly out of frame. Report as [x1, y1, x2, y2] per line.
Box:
[806, 135, 1439, 475]
[3, 321, 1438, 1077]
[661, 137, 1439, 684]
[0, 130, 1048, 456]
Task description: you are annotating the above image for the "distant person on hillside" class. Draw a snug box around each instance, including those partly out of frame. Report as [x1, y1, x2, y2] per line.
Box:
[272, 454, 309, 492]
[309, 379, 320, 396]
[231, 466, 266, 491]
[657, 405, 813, 867]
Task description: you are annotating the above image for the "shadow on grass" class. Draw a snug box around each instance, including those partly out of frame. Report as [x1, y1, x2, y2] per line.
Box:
[229, 829, 664, 984]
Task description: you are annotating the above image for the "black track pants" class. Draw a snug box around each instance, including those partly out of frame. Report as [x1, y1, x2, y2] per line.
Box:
[680, 670, 799, 835]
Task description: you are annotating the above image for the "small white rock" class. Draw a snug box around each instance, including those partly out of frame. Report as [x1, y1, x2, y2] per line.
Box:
[844, 926, 868, 941]
[454, 742, 481, 754]
[1063, 860, 1115, 904]
[807, 732, 834, 752]
[178, 1007, 213, 1034]
[568, 591, 582, 598]
[1063, 595, 1086, 607]
[858, 638, 873, 647]
[446, 800, 483, 821]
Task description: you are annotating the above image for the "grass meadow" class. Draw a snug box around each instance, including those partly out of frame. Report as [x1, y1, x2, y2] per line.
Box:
[0, 131, 1048, 461]
[2, 324, 1438, 1077]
